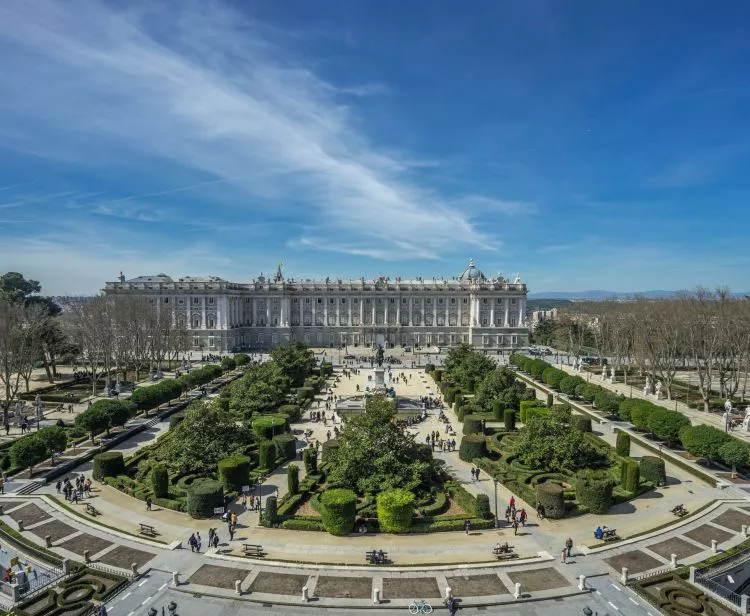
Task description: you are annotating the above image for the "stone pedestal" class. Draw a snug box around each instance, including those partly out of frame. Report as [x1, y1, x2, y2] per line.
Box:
[373, 367, 385, 388]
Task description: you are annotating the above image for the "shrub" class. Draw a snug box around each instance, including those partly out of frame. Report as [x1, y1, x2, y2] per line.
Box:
[273, 434, 297, 461]
[258, 441, 278, 471]
[278, 404, 301, 422]
[264, 496, 278, 526]
[9, 436, 47, 471]
[574, 383, 588, 399]
[169, 413, 185, 430]
[560, 376, 583, 396]
[217, 455, 251, 492]
[572, 415, 592, 432]
[525, 407, 549, 422]
[37, 426, 67, 457]
[536, 483, 565, 519]
[463, 416, 483, 435]
[320, 488, 357, 535]
[594, 391, 620, 415]
[542, 368, 565, 390]
[288, 464, 300, 495]
[647, 408, 690, 444]
[434, 369, 444, 382]
[719, 440, 749, 474]
[575, 474, 613, 514]
[297, 387, 314, 400]
[620, 458, 640, 493]
[581, 384, 601, 403]
[475, 493, 492, 519]
[281, 519, 325, 531]
[679, 424, 731, 461]
[321, 439, 339, 462]
[303, 447, 318, 473]
[252, 416, 287, 440]
[519, 399, 540, 422]
[640, 456, 666, 486]
[546, 393, 554, 407]
[377, 488, 416, 533]
[130, 379, 182, 411]
[75, 406, 109, 440]
[618, 398, 639, 422]
[92, 452, 125, 480]
[186, 479, 224, 519]
[234, 353, 250, 366]
[88, 399, 133, 431]
[425, 363, 435, 373]
[503, 408, 516, 431]
[616, 432, 630, 457]
[491, 399, 505, 421]
[630, 402, 653, 431]
[220, 356, 237, 371]
[151, 464, 169, 498]
[459, 435, 488, 462]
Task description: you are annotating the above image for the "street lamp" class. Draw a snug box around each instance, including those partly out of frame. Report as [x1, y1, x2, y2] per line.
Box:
[257, 474, 267, 511]
[493, 476, 499, 528]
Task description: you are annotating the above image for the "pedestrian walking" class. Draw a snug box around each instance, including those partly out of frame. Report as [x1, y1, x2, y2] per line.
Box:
[475, 468, 481, 481]
[146, 497, 152, 511]
[229, 525, 235, 541]
[513, 519, 519, 535]
[565, 537, 573, 558]
[212, 533, 219, 549]
[464, 519, 471, 535]
[188, 533, 197, 552]
[470, 467, 476, 481]
[196, 532, 202, 552]
[519, 509, 527, 526]
[561, 547, 567, 564]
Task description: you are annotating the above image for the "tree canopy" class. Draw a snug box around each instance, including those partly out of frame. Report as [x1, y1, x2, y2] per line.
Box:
[443, 344, 495, 392]
[327, 395, 432, 493]
[270, 341, 316, 387]
[474, 366, 535, 411]
[0, 272, 41, 303]
[229, 361, 290, 419]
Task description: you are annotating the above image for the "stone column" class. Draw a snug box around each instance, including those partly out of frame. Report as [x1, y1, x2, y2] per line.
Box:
[336, 297, 340, 326]
[279, 297, 285, 327]
[266, 299, 271, 327]
[504, 302, 510, 327]
[371, 301, 375, 326]
[348, 300, 352, 325]
[385, 300, 389, 326]
[396, 300, 401, 326]
[324, 299, 329, 326]
[252, 299, 257, 326]
[445, 300, 449, 326]
[359, 299, 363, 325]
[518, 298, 524, 327]
[312, 300, 316, 326]
[201, 297, 207, 329]
[433, 299, 437, 327]
[420, 299, 425, 326]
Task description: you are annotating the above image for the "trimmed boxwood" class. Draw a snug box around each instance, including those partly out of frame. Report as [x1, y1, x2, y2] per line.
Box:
[640, 456, 666, 486]
[475, 493, 492, 519]
[303, 447, 318, 473]
[425, 363, 435, 373]
[217, 455, 251, 492]
[647, 408, 690, 444]
[258, 440, 278, 471]
[273, 433, 297, 461]
[536, 483, 565, 519]
[525, 407, 549, 422]
[459, 435, 488, 462]
[151, 464, 169, 498]
[129, 379, 182, 411]
[320, 488, 357, 535]
[264, 495, 278, 526]
[288, 464, 300, 495]
[377, 488, 416, 533]
[519, 400, 540, 423]
[186, 478, 224, 519]
[630, 402, 654, 431]
[278, 404, 301, 422]
[620, 458, 640, 493]
[574, 474, 613, 514]
[92, 452, 125, 480]
[572, 415, 592, 433]
[463, 415, 483, 435]
[616, 432, 630, 457]
[252, 416, 287, 441]
[679, 424, 731, 461]
[321, 439, 340, 462]
[491, 400, 505, 422]
[503, 408, 516, 431]
[297, 386, 314, 400]
[169, 413, 185, 430]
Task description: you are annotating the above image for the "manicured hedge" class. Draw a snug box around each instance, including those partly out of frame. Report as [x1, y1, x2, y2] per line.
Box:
[475, 493, 492, 519]
[647, 408, 690, 444]
[252, 416, 287, 440]
[616, 432, 630, 457]
[463, 416, 483, 435]
[425, 363, 435, 373]
[630, 402, 653, 431]
[217, 455, 251, 492]
[620, 458, 640, 493]
[679, 424, 731, 461]
[151, 464, 169, 498]
[169, 413, 185, 430]
[277, 404, 301, 422]
[288, 464, 299, 495]
[220, 356, 237, 371]
[519, 400, 540, 422]
[459, 435, 488, 462]
[234, 353, 250, 366]
[186, 478, 224, 518]
[303, 447, 318, 473]
[572, 415, 592, 433]
[178, 364, 223, 390]
[297, 386, 314, 400]
[258, 440, 278, 471]
[640, 456, 666, 486]
[536, 483, 565, 519]
[618, 398, 639, 422]
[129, 379, 182, 411]
[594, 391, 621, 415]
[320, 488, 357, 535]
[504, 408, 516, 431]
[92, 452, 125, 480]
[273, 434, 297, 461]
[525, 407, 549, 422]
[377, 489, 415, 533]
[321, 439, 339, 462]
[492, 400, 505, 421]
[575, 474, 613, 514]
[560, 375, 585, 396]
[9, 435, 48, 471]
[264, 495, 278, 526]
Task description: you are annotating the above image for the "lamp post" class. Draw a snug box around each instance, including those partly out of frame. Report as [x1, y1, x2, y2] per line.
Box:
[493, 476, 499, 528]
[257, 474, 267, 511]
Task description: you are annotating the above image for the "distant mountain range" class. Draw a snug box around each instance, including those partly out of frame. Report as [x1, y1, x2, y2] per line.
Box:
[528, 290, 749, 300]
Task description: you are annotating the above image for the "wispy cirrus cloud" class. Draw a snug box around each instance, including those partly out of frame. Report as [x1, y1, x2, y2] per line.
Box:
[0, 0, 517, 264]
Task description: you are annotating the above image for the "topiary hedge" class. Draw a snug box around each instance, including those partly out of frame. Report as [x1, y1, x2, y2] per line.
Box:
[92, 452, 125, 480]
[277, 404, 301, 422]
[425, 363, 435, 373]
[572, 415, 592, 432]
[297, 386, 314, 400]
[303, 447, 318, 473]
[462, 415, 483, 435]
[129, 379, 182, 411]
[377, 488, 416, 533]
[525, 407, 549, 422]
[288, 464, 300, 495]
[320, 488, 357, 535]
[519, 400, 540, 423]
[151, 464, 169, 498]
[647, 408, 690, 444]
[679, 424, 731, 461]
[620, 458, 640, 493]
[217, 455, 251, 492]
[186, 478, 224, 518]
[503, 408, 516, 431]
[459, 435, 488, 462]
[321, 439, 339, 462]
[273, 434, 297, 461]
[491, 399, 504, 421]
[169, 413, 185, 430]
[258, 440, 278, 471]
[536, 483, 565, 519]
[616, 432, 630, 457]
[630, 402, 654, 431]
[252, 416, 287, 440]
[475, 493, 492, 519]
[264, 495, 278, 526]
[640, 456, 666, 486]
[575, 474, 613, 514]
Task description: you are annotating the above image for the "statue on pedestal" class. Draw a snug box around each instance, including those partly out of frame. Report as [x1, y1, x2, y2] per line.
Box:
[742, 407, 750, 431]
[655, 381, 663, 399]
[375, 345, 385, 368]
[725, 399, 733, 413]
[610, 366, 616, 382]
[643, 376, 652, 396]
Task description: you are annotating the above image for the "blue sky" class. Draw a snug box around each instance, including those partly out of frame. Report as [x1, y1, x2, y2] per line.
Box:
[1, 1, 749, 295]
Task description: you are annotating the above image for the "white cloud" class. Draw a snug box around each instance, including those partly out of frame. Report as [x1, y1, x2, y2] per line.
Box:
[0, 0, 519, 263]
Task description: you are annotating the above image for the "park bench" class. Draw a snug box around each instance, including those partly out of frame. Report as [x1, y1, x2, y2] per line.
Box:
[242, 544, 265, 557]
[365, 550, 388, 564]
[139, 522, 158, 537]
[495, 552, 519, 561]
[85, 503, 100, 517]
[594, 529, 618, 542]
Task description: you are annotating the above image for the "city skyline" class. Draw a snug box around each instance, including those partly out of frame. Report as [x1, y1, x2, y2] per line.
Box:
[1, 1, 749, 295]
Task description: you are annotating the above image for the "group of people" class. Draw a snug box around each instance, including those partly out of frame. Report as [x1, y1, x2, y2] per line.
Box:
[504, 497, 527, 535]
[56, 475, 91, 502]
[419, 395, 442, 409]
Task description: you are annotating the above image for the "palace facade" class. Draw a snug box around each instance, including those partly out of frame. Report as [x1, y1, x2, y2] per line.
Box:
[103, 260, 529, 352]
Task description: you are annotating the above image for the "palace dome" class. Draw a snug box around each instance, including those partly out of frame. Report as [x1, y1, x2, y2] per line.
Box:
[458, 259, 486, 281]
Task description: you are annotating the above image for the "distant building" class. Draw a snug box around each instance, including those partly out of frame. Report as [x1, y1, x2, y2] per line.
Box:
[103, 259, 530, 352]
[531, 308, 558, 326]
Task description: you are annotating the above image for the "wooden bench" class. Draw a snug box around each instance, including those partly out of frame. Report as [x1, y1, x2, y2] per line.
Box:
[496, 552, 519, 561]
[85, 503, 100, 517]
[365, 551, 388, 564]
[242, 543, 265, 557]
[139, 523, 158, 537]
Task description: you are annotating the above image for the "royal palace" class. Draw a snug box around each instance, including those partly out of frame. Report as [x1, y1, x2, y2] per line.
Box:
[103, 260, 529, 352]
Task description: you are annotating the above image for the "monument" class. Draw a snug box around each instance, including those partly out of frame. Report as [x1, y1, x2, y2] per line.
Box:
[373, 345, 386, 390]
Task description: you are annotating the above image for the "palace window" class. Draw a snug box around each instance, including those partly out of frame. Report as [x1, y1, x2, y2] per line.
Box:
[390, 298, 395, 303]
[193, 319, 200, 328]
[317, 298, 322, 304]
[497, 297, 502, 304]
[403, 298, 407, 303]
[451, 298, 456, 304]
[511, 299, 516, 305]
[511, 317, 516, 326]
[209, 297, 214, 304]
[482, 318, 488, 326]
[178, 299, 184, 305]
[209, 338, 214, 347]
[463, 298, 468, 304]
[293, 298, 298, 303]
[353, 299, 359, 304]
[377, 298, 382, 304]
[366, 299, 371, 304]
[163, 297, 169, 304]
[482, 298, 488, 304]
[341, 298, 346, 303]
[330, 298, 335, 303]
[193, 298, 199, 304]
[305, 298, 311, 304]
[209, 319, 215, 328]
[438, 298, 443, 305]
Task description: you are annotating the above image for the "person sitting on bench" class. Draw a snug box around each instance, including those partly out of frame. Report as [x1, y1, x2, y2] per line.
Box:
[594, 526, 604, 540]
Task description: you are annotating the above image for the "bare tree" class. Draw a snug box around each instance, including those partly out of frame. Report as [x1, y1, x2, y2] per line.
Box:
[682, 289, 722, 412]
